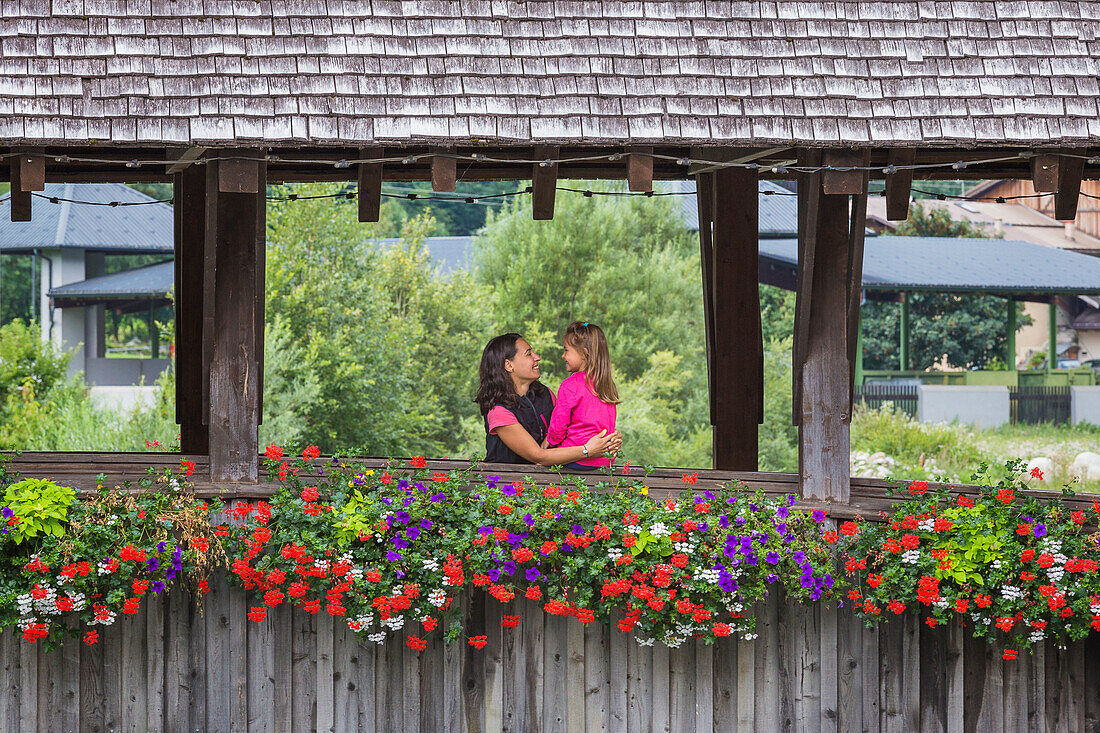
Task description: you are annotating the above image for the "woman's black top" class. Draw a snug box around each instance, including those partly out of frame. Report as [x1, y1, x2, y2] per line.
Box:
[484, 387, 555, 464]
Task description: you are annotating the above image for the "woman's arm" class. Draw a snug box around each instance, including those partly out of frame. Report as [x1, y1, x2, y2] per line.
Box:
[495, 424, 620, 467]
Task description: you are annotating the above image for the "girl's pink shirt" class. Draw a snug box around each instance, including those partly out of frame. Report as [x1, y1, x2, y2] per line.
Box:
[546, 371, 617, 467]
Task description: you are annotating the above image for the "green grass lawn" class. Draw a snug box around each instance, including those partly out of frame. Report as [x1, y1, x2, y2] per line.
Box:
[851, 404, 1100, 492]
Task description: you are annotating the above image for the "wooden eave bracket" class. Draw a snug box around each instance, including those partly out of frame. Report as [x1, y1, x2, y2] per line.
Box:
[9, 147, 44, 222]
[431, 150, 457, 192]
[1031, 152, 1060, 193]
[357, 146, 384, 222]
[166, 146, 208, 174]
[627, 146, 653, 192]
[216, 148, 264, 194]
[1054, 149, 1086, 221]
[531, 145, 559, 220]
[884, 149, 916, 222]
[822, 149, 867, 195]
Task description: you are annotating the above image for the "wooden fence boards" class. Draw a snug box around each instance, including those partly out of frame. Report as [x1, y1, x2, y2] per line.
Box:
[0, 588, 1097, 732]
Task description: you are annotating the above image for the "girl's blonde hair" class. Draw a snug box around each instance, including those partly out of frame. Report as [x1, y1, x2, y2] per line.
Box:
[564, 321, 620, 405]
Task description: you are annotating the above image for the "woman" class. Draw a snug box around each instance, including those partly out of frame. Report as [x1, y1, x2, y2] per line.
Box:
[475, 333, 622, 465]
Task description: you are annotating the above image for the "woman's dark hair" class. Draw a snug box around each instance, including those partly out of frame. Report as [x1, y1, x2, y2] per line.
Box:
[475, 333, 546, 415]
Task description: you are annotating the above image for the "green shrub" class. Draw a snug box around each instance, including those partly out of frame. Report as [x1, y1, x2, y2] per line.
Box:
[1, 478, 76, 543]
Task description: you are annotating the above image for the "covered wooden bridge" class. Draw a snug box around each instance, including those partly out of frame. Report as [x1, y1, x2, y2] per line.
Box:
[2, 1, 1100, 731]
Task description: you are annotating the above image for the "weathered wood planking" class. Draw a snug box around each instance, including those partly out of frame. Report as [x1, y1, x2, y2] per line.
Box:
[1, 588, 1097, 732]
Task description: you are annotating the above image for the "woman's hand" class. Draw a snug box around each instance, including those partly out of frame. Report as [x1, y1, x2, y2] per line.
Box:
[585, 429, 622, 457]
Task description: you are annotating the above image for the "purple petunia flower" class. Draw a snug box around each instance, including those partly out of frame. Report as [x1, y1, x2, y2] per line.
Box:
[405, 526, 421, 541]
[765, 551, 779, 564]
[420, 519, 433, 530]
[522, 513, 535, 526]
[487, 568, 501, 582]
[766, 573, 779, 583]
[1, 507, 12, 519]
[392, 537, 409, 550]
[812, 510, 826, 523]
[152, 581, 166, 594]
[719, 515, 730, 529]
[776, 506, 790, 519]
[429, 493, 446, 503]
[704, 489, 717, 500]
[396, 479, 410, 491]
[775, 522, 788, 535]
[800, 576, 815, 589]
[395, 510, 411, 524]
[787, 494, 797, 507]
[735, 516, 747, 526]
[502, 484, 518, 497]
[502, 561, 517, 575]
[571, 524, 584, 534]
[1033, 524, 1047, 538]
[486, 475, 501, 489]
[525, 567, 541, 582]
[793, 550, 807, 564]
[386, 550, 402, 562]
[146, 558, 159, 572]
[156, 541, 167, 553]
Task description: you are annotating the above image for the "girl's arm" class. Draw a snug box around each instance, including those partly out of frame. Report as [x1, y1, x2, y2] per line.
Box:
[494, 424, 620, 466]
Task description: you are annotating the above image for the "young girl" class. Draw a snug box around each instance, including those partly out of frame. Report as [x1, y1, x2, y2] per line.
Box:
[545, 321, 620, 469]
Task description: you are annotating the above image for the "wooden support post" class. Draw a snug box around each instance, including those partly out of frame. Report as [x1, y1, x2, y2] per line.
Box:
[884, 149, 915, 222]
[899, 293, 910, 371]
[710, 165, 762, 470]
[626, 147, 653, 192]
[1054, 150, 1085, 221]
[204, 150, 266, 482]
[9, 148, 44, 221]
[695, 171, 717, 428]
[1048, 295, 1057, 375]
[1006, 299, 1017, 370]
[795, 149, 862, 503]
[845, 158, 869, 422]
[357, 147, 384, 223]
[174, 165, 209, 454]
[431, 152, 457, 192]
[531, 146, 559, 220]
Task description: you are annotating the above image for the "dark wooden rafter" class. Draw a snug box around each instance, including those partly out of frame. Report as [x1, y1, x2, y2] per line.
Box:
[431, 150, 457, 192]
[1030, 152, 1061, 193]
[884, 148, 916, 221]
[174, 165, 209, 454]
[9, 147, 44, 221]
[357, 146, 384, 222]
[531, 145, 559, 220]
[626, 146, 653, 192]
[1054, 149, 1086, 221]
[204, 149, 266, 481]
[710, 163, 763, 470]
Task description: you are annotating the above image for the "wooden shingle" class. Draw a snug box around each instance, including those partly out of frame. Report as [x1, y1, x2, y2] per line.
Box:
[0, 0, 1096, 145]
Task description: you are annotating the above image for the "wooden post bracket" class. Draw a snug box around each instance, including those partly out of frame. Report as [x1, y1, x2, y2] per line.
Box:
[884, 149, 916, 222]
[9, 147, 44, 222]
[1054, 149, 1086, 221]
[431, 150, 457, 192]
[357, 146, 384, 223]
[531, 146, 559, 220]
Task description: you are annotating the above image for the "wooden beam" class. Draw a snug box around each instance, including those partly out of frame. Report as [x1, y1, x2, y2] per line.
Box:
[218, 152, 262, 194]
[822, 149, 866, 195]
[884, 149, 916, 221]
[695, 171, 717, 427]
[845, 155, 871, 422]
[175, 165, 209, 454]
[357, 146, 384, 223]
[531, 146, 559, 220]
[8, 148, 44, 221]
[796, 150, 854, 503]
[710, 166, 762, 471]
[792, 149, 822, 423]
[1030, 153, 1060, 193]
[166, 146, 208, 174]
[627, 146, 653, 192]
[1054, 150, 1086, 221]
[431, 152, 456, 192]
[204, 151, 266, 482]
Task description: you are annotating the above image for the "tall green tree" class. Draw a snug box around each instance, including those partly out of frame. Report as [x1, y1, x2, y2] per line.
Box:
[861, 201, 1029, 370]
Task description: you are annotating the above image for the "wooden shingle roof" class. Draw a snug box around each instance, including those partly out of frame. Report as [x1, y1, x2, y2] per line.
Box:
[3, 1, 1099, 147]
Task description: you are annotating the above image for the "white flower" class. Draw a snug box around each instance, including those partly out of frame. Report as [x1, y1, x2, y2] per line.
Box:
[648, 522, 671, 538]
[428, 589, 447, 607]
[901, 549, 920, 565]
[607, 548, 623, 561]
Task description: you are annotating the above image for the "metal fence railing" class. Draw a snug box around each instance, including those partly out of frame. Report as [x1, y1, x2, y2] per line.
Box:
[855, 382, 919, 418]
[1009, 386, 1072, 424]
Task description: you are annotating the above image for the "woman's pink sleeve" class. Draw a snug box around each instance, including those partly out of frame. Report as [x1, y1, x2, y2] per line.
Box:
[545, 380, 577, 446]
[486, 406, 518, 435]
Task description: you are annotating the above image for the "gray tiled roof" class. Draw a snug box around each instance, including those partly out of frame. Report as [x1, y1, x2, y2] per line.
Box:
[760, 236, 1100, 295]
[678, 179, 797, 235]
[48, 260, 173, 301]
[0, 183, 174, 253]
[2, 2, 1098, 146]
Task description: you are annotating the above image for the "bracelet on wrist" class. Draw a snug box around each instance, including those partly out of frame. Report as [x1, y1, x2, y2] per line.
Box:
[581, 444, 589, 457]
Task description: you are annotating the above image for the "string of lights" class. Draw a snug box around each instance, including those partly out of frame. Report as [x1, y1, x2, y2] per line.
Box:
[0, 181, 1093, 209]
[3, 148, 1097, 177]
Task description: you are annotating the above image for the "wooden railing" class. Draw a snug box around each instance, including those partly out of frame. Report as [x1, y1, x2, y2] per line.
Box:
[1, 580, 1097, 732]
